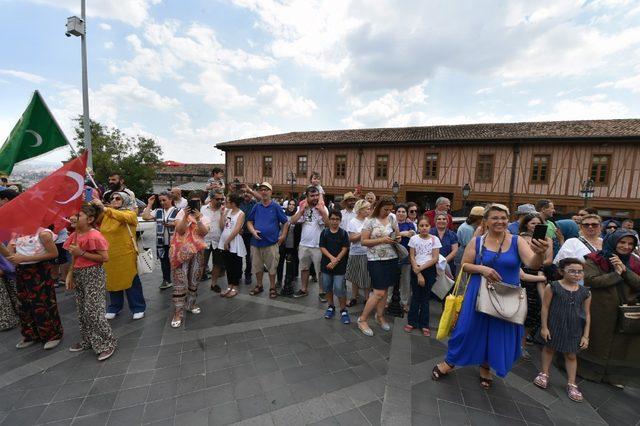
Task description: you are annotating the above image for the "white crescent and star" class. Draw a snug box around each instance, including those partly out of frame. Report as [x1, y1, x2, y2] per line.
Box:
[25, 130, 43, 147]
[55, 171, 84, 205]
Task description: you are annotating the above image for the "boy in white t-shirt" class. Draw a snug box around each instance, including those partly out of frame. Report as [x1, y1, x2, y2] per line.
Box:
[406, 216, 441, 337]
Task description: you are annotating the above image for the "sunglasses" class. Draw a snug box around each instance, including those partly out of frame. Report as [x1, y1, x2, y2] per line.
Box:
[214, 198, 225, 201]
[409, 210, 417, 213]
[581, 223, 599, 228]
[112, 197, 122, 201]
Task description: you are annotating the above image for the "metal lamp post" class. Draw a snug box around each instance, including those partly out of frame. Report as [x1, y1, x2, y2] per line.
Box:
[580, 179, 595, 208]
[65, 0, 92, 170]
[392, 181, 400, 202]
[462, 183, 471, 215]
[286, 171, 297, 200]
[387, 181, 404, 318]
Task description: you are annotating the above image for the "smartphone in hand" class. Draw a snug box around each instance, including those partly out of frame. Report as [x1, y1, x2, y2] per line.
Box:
[187, 199, 201, 213]
[532, 224, 548, 240]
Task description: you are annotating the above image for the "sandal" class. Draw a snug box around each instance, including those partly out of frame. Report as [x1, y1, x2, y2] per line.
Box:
[403, 324, 415, 333]
[220, 288, 232, 298]
[357, 317, 374, 337]
[249, 285, 263, 296]
[374, 314, 391, 331]
[269, 288, 278, 299]
[479, 366, 493, 389]
[225, 288, 238, 298]
[432, 362, 454, 381]
[346, 298, 358, 307]
[422, 328, 431, 337]
[171, 312, 183, 328]
[567, 383, 583, 402]
[533, 372, 549, 389]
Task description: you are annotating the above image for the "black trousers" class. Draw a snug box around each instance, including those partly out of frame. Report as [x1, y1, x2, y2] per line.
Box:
[242, 232, 252, 278]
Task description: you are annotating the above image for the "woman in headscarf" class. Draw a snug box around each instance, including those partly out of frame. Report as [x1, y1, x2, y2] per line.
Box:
[579, 229, 640, 387]
[92, 192, 146, 320]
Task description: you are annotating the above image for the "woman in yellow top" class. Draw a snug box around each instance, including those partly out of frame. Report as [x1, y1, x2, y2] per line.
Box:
[92, 192, 146, 320]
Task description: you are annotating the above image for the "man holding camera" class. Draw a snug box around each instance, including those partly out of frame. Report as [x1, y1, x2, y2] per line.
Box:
[201, 189, 226, 292]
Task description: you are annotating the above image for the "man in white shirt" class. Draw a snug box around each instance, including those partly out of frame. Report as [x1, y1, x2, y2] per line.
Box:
[200, 189, 225, 292]
[290, 186, 329, 300]
[340, 192, 357, 231]
[171, 187, 188, 210]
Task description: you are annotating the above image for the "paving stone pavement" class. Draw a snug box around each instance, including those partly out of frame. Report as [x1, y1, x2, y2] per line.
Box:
[0, 268, 638, 425]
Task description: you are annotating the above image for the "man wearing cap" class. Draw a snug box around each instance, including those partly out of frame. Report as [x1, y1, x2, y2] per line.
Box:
[425, 197, 454, 230]
[340, 192, 357, 231]
[290, 186, 330, 299]
[246, 182, 290, 297]
[508, 204, 537, 235]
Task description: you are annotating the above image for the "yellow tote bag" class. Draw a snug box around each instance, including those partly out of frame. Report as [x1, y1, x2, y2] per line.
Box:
[436, 264, 470, 340]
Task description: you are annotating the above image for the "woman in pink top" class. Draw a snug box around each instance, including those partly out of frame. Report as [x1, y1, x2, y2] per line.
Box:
[64, 204, 117, 361]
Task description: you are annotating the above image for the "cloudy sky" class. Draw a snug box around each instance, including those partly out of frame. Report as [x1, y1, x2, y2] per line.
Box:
[1, 0, 639, 165]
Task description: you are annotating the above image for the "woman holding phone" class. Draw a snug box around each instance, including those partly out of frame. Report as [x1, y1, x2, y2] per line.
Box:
[169, 191, 210, 328]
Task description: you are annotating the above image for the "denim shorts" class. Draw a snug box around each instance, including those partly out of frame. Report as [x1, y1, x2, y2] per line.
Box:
[322, 272, 346, 297]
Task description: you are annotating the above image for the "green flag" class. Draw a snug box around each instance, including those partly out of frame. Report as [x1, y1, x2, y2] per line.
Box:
[0, 90, 69, 174]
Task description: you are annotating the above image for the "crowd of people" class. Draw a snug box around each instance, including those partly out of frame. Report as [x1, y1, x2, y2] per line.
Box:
[0, 168, 638, 400]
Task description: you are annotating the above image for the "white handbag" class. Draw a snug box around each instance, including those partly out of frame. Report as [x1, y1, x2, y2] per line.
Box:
[432, 267, 455, 300]
[475, 277, 527, 325]
[126, 224, 155, 275]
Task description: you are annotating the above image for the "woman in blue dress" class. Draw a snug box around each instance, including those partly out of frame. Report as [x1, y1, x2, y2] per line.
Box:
[432, 204, 548, 388]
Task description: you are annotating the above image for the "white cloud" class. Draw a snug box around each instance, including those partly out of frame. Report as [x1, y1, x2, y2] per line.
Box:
[598, 73, 640, 93]
[342, 82, 428, 127]
[99, 23, 112, 30]
[528, 98, 543, 106]
[0, 69, 46, 84]
[532, 94, 629, 121]
[475, 87, 493, 95]
[104, 41, 114, 49]
[181, 69, 254, 109]
[257, 75, 317, 117]
[27, 0, 161, 27]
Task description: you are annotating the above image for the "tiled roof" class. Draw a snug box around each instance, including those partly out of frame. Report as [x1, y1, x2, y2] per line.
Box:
[156, 163, 224, 175]
[216, 119, 640, 148]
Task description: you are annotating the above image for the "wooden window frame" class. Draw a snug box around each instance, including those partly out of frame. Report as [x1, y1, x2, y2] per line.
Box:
[262, 155, 273, 178]
[375, 155, 389, 180]
[234, 155, 244, 177]
[590, 154, 611, 186]
[423, 152, 439, 180]
[296, 155, 308, 177]
[334, 155, 347, 179]
[530, 154, 551, 184]
[475, 154, 494, 183]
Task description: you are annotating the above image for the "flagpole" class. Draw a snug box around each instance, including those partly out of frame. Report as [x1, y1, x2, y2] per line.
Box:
[80, 0, 93, 171]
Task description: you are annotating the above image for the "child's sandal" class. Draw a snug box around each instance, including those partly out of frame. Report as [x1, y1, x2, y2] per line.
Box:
[567, 383, 583, 402]
[533, 372, 549, 389]
[403, 324, 414, 333]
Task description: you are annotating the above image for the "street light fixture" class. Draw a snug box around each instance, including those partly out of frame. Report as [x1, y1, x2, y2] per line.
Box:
[580, 178, 595, 208]
[286, 171, 297, 200]
[391, 181, 400, 201]
[65, 0, 92, 170]
[462, 183, 471, 215]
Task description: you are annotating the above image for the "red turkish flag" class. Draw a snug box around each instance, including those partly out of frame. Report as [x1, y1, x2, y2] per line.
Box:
[0, 152, 88, 240]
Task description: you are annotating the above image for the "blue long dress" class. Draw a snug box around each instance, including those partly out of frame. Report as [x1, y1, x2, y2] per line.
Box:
[445, 235, 523, 377]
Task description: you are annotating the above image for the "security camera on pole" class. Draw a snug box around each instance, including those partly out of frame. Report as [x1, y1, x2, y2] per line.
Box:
[65, 0, 93, 171]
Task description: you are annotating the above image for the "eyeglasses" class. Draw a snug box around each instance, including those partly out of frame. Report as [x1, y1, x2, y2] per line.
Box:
[565, 269, 584, 275]
[409, 210, 417, 213]
[581, 223, 599, 228]
[214, 198, 225, 201]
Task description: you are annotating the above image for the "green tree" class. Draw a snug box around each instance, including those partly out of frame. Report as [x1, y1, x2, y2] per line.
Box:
[73, 117, 163, 197]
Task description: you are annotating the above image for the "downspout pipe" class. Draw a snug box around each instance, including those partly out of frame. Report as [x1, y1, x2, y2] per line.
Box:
[508, 142, 520, 214]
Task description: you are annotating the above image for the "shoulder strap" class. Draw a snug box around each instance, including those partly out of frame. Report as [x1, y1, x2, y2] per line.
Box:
[578, 237, 598, 253]
[125, 224, 140, 255]
[475, 236, 484, 265]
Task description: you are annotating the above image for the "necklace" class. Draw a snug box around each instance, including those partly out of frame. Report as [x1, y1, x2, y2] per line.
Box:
[480, 233, 507, 267]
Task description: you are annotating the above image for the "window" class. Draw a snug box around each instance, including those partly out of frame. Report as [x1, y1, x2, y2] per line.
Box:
[335, 155, 347, 178]
[375, 155, 388, 179]
[475, 154, 494, 183]
[424, 153, 438, 179]
[530, 154, 551, 184]
[234, 155, 244, 176]
[296, 155, 308, 177]
[262, 156, 272, 177]
[590, 154, 611, 185]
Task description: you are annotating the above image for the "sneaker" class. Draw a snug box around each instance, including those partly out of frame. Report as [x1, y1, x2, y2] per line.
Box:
[16, 339, 35, 349]
[132, 312, 145, 320]
[44, 339, 61, 350]
[340, 310, 351, 324]
[105, 312, 117, 320]
[318, 292, 328, 303]
[293, 290, 308, 298]
[159, 281, 173, 290]
[69, 342, 88, 352]
[98, 347, 115, 361]
[324, 305, 335, 319]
